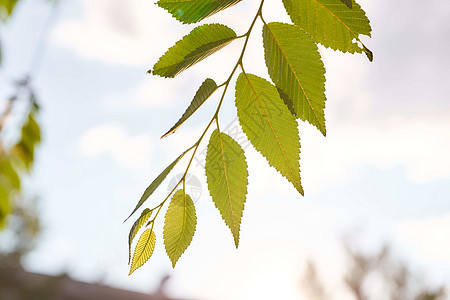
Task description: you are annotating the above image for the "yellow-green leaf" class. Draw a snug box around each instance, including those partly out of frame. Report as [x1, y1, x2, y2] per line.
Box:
[129, 228, 156, 275]
[235, 73, 303, 195]
[263, 22, 327, 136]
[0, 158, 20, 190]
[205, 129, 248, 248]
[128, 208, 153, 264]
[12, 109, 41, 171]
[0, 185, 10, 229]
[163, 189, 196, 267]
[152, 24, 237, 78]
[157, 0, 242, 24]
[162, 78, 218, 138]
[282, 0, 372, 59]
[0, 0, 19, 21]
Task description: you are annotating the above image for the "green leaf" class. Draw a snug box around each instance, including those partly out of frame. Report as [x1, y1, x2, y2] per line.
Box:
[282, 0, 372, 57]
[0, 185, 10, 229]
[363, 45, 373, 62]
[129, 228, 156, 275]
[162, 79, 218, 138]
[339, 0, 352, 9]
[128, 208, 153, 264]
[22, 113, 41, 145]
[11, 141, 33, 170]
[152, 24, 237, 78]
[163, 189, 197, 267]
[263, 22, 327, 136]
[205, 129, 248, 247]
[235, 73, 303, 195]
[0, 0, 19, 21]
[125, 150, 188, 221]
[157, 0, 242, 24]
[11, 109, 41, 171]
[0, 158, 20, 190]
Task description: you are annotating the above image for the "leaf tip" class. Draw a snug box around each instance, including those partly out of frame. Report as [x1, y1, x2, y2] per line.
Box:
[233, 231, 240, 249]
[123, 215, 131, 223]
[363, 46, 373, 62]
[294, 182, 304, 196]
[160, 131, 172, 139]
[171, 259, 178, 268]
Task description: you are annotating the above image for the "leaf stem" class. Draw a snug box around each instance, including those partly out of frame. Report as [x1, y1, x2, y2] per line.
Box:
[146, 0, 266, 226]
[178, 0, 266, 182]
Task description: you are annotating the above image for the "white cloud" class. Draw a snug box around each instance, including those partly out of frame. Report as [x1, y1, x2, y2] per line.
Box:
[50, 0, 291, 68]
[395, 214, 450, 264]
[299, 112, 450, 193]
[182, 108, 450, 198]
[52, 0, 183, 66]
[78, 123, 152, 168]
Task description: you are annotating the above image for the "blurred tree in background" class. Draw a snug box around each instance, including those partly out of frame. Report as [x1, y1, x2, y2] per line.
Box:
[301, 242, 447, 300]
[0, 196, 40, 267]
[0, 0, 42, 229]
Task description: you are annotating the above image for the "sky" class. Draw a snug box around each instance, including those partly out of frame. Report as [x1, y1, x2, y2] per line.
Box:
[1, 0, 450, 299]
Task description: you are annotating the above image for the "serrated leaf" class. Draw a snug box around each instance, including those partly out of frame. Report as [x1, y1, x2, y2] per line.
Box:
[205, 129, 248, 247]
[235, 73, 303, 195]
[162, 79, 218, 138]
[263, 22, 327, 136]
[128, 208, 153, 264]
[157, 0, 242, 24]
[163, 189, 196, 267]
[129, 228, 156, 275]
[152, 24, 237, 78]
[125, 151, 188, 221]
[339, 0, 352, 9]
[282, 0, 372, 57]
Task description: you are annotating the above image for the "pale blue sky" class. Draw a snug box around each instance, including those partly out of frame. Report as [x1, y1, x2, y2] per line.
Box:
[1, 0, 450, 299]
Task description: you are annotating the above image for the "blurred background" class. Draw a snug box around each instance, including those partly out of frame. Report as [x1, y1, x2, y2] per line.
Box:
[0, 0, 449, 299]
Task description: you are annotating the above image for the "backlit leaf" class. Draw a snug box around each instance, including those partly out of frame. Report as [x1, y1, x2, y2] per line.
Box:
[235, 73, 303, 195]
[129, 228, 156, 275]
[205, 129, 248, 247]
[162, 78, 218, 138]
[263, 22, 327, 135]
[282, 0, 372, 57]
[157, 0, 242, 24]
[152, 24, 237, 78]
[163, 189, 196, 267]
[128, 208, 153, 264]
[126, 150, 188, 221]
